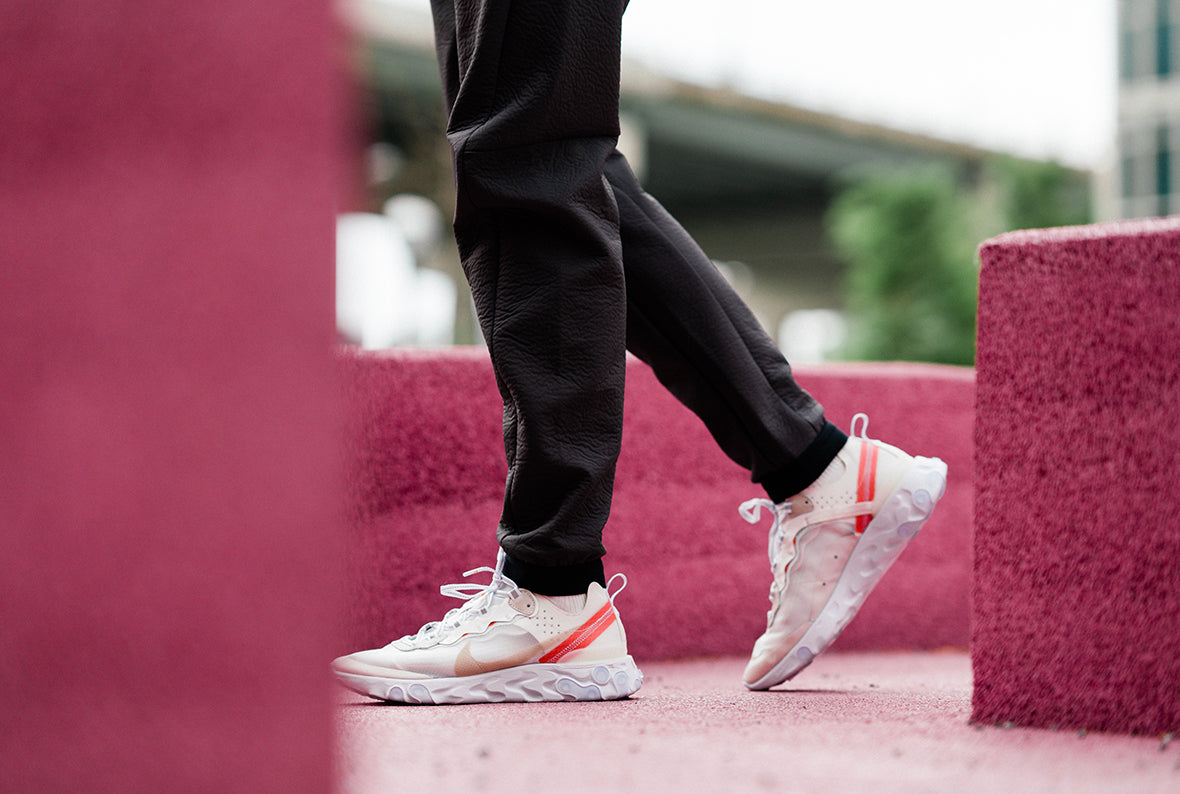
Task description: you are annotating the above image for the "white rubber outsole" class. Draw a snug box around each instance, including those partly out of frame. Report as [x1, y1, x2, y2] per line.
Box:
[747, 455, 948, 691]
[335, 656, 644, 705]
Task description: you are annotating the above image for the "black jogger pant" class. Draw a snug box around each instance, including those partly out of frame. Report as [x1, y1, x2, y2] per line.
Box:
[429, 0, 846, 594]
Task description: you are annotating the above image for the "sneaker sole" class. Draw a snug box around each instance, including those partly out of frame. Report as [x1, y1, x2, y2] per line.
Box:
[335, 656, 644, 705]
[747, 455, 948, 691]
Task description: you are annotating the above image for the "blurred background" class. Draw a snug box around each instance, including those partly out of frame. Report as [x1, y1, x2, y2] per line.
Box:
[334, 0, 1177, 365]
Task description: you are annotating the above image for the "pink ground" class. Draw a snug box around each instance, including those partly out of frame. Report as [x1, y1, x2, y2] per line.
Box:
[334, 651, 1180, 793]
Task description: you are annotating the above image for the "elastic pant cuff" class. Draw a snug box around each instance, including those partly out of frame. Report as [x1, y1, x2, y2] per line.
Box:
[501, 555, 606, 596]
[759, 420, 848, 503]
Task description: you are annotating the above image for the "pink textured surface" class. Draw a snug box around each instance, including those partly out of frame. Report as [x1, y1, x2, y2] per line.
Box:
[339, 349, 973, 661]
[335, 651, 1180, 793]
[1, 3, 344, 791]
[974, 217, 1180, 735]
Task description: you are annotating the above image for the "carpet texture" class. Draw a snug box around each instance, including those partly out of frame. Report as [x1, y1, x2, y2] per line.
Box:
[339, 349, 973, 661]
[974, 216, 1180, 735]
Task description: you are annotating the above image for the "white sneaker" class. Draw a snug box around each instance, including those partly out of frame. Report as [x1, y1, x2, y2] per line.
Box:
[740, 413, 947, 690]
[332, 551, 643, 704]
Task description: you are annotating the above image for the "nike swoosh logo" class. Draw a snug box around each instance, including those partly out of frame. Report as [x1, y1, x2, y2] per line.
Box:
[453, 630, 569, 677]
[452, 602, 619, 677]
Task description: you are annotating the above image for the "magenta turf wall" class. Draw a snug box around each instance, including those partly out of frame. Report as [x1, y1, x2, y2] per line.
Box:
[339, 349, 974, 662]
[1, 3, 344, 791]
[974, 217, 1180, 735]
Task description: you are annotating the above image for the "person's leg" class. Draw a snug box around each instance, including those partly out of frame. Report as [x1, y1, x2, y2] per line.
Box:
[431, 0, 630, 591]
[605, 153, 947, 691]
[606, 152, 847, 501]
[331, 0, 643, 704]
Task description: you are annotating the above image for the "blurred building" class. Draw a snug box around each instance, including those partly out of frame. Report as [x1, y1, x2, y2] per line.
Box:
[1115, 0, 1179, 218]
[339, 0, 1004, 346]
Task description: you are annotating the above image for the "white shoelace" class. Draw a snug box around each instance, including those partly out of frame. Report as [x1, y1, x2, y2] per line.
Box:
[739, 413, 875, 607]
[408, 548, 521, 643]
[739, 498, 794, 574]
[406, 552, 630, 644]
[740, 412, 871, 573]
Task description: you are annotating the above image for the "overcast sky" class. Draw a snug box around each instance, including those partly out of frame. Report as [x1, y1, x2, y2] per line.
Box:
[382, 0, 1117, 168]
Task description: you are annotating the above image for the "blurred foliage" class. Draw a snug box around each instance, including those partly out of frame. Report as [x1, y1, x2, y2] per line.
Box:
[985, 156, 1092, 232]
[828, 168, 978, 365]
[827, 157, 1091, 365]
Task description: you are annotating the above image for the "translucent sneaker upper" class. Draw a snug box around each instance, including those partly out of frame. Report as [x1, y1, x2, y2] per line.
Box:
[391, 551, 525, 650]
[740, 414, 916, 684]
[333, 553, 631, 681]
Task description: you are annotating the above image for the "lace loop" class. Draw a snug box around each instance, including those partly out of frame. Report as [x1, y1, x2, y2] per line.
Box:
[740, 497, 795, 568]
[409, 549, 520, 642]
[741, 497, 801, 613]
[606, 572, 628, 604]
[739, 497, 776, 526]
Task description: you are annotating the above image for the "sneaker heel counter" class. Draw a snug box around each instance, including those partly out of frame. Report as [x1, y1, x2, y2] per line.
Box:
[570, 593, 631, 662]
[584, 613, 629, 660]
[605, 604, 629, 654]
[873, 441, 914, 497]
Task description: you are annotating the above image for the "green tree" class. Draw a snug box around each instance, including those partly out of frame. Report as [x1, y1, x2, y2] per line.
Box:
[828, 167, 979, 365]
[827, 158, 1091, 365]
[986, 156, 1091, 231]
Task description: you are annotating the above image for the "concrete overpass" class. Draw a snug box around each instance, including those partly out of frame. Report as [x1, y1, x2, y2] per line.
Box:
[340, 0, 993, 343]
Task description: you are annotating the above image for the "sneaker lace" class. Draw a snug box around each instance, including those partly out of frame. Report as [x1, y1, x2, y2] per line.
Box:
[739, 498, 793, 575]
[408, 548, 521, 643]
[739, 413, 870, 603]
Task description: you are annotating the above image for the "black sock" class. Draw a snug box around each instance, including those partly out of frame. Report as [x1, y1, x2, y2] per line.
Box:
[501, 555, 606, 596]
[759, 421, 848, 503]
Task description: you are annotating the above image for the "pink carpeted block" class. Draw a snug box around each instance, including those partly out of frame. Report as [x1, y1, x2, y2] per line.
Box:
[339, 349, 973, 661]
[973, 217, 1180, 735]
[0, 3, 344, 791]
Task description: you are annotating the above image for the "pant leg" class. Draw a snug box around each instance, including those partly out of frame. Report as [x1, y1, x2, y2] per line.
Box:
[606, 153, 846, 502]
[428, 0, 629, 573]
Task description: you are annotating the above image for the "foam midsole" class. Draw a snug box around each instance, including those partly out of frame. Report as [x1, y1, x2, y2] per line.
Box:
[336, 655, 644, 704]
